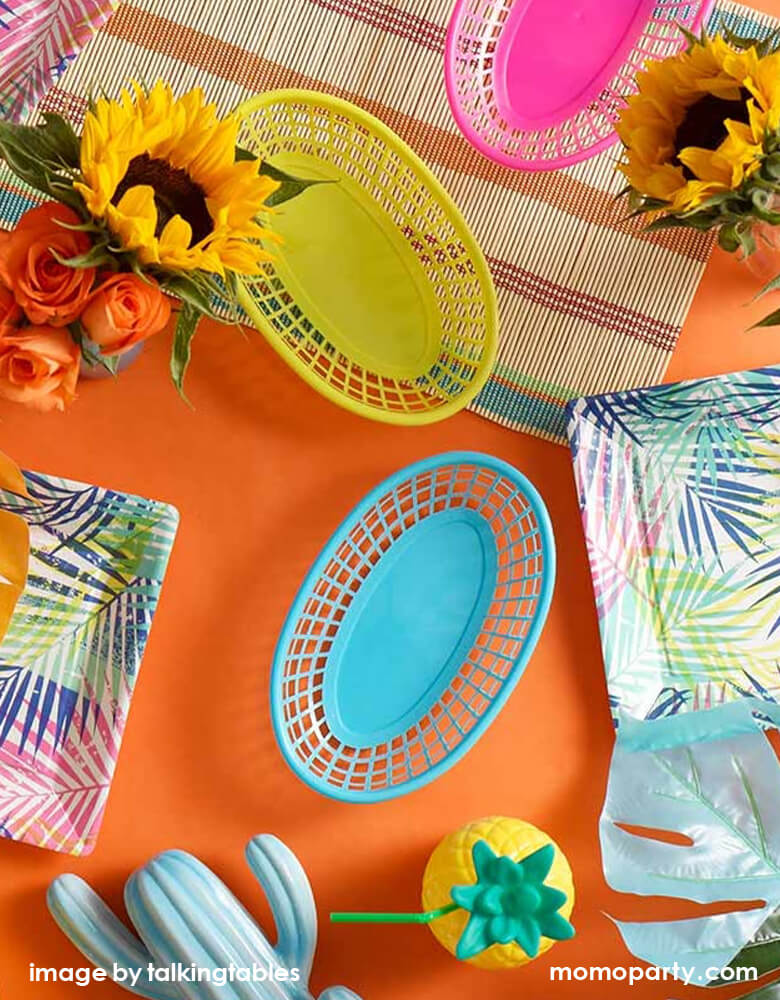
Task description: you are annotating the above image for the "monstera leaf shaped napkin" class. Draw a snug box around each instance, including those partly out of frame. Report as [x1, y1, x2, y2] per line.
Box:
[602, 699, 780, 989]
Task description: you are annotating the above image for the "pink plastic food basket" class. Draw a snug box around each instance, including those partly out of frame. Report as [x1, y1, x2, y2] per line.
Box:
[444, 0, 717, 171]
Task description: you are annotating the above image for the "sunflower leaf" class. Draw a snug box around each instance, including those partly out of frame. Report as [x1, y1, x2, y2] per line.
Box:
[645, 215, 701, 232]
[720, 24, 778, 54]
[763, 154, 780, 180]
[627, 188, 644, 213]
[0, 129, 52, 196]
[161, 273, 224, 321]
[678, 25, 706, 51]
[719, 223, 741, 252]
[0, 115, 80, 186]
[222, 270, 245, 326]
[37, 113, 81, 166]
[51, 242, 113, 271]
[757, 28, 780, 57]
[0, 142, 84, 218]
[47, 176, 88, 215]
[50, 216, 103, 234]
[624, 197, 670, 220]
[170, 303, 200, 403]
[750, 307, 780, 329]
[0, 113, 88, 219]
[234, 147, 334, 206]
[681, 192, 734, 214]
[259, 160, 334, 207]
[753, 272, 780, 301]
[69, 322, 118, 376]
[161, 274, 213, 313]
[750, 188, 780, 224]
[737, 225, 757, 258]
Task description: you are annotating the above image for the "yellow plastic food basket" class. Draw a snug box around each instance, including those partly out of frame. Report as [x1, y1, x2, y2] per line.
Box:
[235, 90, 498, 425]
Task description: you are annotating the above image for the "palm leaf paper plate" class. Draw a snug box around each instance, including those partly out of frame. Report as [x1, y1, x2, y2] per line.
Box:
[0, 471, 177, 855]
[0, 0, 117, 121]
[568, 366, 780, 726]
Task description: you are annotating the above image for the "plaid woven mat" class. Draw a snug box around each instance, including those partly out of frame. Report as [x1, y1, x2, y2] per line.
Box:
[0, 1, 775, 441]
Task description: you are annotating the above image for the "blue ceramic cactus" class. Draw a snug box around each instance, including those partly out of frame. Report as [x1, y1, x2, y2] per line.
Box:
[47, 834, 363, 1000]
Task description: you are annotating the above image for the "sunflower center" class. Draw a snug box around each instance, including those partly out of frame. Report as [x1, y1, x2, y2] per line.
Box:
[112, 154, 213, 246]
[674, 90, 752, 178]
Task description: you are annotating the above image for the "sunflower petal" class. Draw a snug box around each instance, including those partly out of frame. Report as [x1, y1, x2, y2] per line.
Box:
[158, 215, 194, 256]
[102, 187, 157, 257]
[77, 81, 278, 274]
[677, 146, 733, 185]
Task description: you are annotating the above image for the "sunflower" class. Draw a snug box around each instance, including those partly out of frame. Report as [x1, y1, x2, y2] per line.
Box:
[75, 82, 279, 276]
[617, 36, 780, 213]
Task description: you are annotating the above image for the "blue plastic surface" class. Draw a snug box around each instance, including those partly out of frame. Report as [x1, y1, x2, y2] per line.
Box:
[47, 834, 362, 1000]
[271, 451, 555, 802]
[601, 699, 780, 986]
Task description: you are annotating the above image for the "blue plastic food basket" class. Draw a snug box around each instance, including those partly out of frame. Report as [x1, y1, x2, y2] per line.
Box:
[271, 452, 555, 802]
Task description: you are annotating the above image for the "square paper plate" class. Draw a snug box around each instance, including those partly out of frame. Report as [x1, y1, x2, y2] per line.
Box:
[0, 0, 117, 120]
[0, 471, 177, 855]
[568, 367, 780, 725]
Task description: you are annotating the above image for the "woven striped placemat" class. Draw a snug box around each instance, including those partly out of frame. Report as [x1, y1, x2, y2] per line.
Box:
[0, 1, 775, 441]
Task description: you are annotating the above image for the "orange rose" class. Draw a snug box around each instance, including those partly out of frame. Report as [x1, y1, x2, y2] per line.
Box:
[0, 203, 96, 327]
[0, 233, 21, 335]
[0, 325, 80, 412]
[81, 273, 172, 356]
[0, 282, 22, 335]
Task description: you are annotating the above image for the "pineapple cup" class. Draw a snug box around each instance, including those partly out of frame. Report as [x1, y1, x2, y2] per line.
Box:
[421, 816, 575, 970]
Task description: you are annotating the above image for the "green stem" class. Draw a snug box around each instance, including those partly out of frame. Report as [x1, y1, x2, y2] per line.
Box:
[330, 903, 459, 925]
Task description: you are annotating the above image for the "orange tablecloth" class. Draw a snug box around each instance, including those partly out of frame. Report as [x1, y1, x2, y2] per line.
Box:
[2, 27, 780, 1000]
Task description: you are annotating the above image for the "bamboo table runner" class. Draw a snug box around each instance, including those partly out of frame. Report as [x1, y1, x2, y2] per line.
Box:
[0, 0, 775, 441]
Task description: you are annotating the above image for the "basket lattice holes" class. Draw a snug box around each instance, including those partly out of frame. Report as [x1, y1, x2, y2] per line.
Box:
[446, 0, 710, 168]
[236, 92, 496, 422]
[279, 463, 546, 796]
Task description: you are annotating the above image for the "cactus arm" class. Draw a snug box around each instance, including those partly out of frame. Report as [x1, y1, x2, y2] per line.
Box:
[126, 849, 300, 1000]
[318, 988, 364, 1000]
[245, 835, 318, 985]
[46, 874, 179, 1000]
[126, 851, 257, 1000]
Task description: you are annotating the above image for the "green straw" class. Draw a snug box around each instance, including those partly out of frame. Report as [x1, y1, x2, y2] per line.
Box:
[330, 903, 459, 925]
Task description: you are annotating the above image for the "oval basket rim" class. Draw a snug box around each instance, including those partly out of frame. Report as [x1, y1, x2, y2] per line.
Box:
[234, 88, 498, 425]
[270, 450, 557, 802]
[442, 0, 716, 171]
